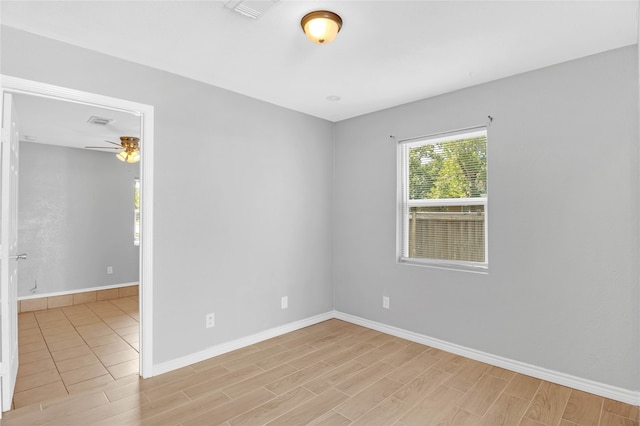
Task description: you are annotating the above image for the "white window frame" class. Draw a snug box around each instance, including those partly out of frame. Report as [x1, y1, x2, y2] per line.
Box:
[134, 178, 140, 246]
[397, 128, 488, 273]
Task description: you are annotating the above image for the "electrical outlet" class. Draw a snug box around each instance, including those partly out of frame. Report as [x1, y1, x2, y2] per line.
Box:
[205, 313, 215, 328]
[383, 296, 390, 309]
[107, 266, 113, 275]
[281, 296, 288, 309]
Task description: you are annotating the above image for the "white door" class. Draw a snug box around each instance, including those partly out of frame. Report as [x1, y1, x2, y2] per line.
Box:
[1, 93, 21, 412]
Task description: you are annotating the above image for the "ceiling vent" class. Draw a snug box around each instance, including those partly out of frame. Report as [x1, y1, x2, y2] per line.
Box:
[87, 116, 114, 126]
[224, 0, 278, 19]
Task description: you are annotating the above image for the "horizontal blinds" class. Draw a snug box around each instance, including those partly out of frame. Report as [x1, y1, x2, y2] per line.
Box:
[407, 205, 485, 263]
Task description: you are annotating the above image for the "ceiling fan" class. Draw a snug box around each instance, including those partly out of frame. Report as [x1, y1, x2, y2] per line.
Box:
[86, 136, 140, 163]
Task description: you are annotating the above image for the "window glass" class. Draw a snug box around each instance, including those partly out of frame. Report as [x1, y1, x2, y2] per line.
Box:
[134, 178, 140, 246]
[399, 129, 487, 268]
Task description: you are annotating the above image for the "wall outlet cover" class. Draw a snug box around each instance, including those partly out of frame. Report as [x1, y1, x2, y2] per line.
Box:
[281, 296, 288, 309]
[205, 313, 215, 328]
[383, 296, 390, 309]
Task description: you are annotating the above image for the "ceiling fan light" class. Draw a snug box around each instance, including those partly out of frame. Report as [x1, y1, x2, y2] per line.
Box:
[301, 10, 342, 44]
[116, 151, 128, 162]
[127, 151, 140, 163]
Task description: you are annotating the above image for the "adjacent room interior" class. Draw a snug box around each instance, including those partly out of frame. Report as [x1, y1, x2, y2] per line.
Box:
[0, 0, 639, 424]
[11, 94, 142, 407]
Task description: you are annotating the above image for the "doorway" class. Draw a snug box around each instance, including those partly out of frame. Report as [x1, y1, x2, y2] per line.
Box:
[0, 75, 154, 412]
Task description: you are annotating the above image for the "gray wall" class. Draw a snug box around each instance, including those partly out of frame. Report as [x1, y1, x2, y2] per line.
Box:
[334, 45, 639, 391]
[1, 26, 334, 364]
[2, 25, 638, 394]
[18, 142, 140, 297]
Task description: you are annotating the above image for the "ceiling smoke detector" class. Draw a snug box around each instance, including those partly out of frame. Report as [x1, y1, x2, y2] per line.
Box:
[224, 0, 279, 19]
[87, 116, 114, 126]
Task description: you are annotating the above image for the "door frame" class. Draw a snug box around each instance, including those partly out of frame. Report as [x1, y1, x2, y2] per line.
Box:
[0, 75, 154, 379]
[1, 92, 21, 412]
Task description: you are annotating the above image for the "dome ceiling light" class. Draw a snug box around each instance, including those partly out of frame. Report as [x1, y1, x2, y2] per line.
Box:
[301, 10, 342, 44]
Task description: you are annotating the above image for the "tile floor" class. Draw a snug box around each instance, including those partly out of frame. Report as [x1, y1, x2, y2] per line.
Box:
[14, 297, 139, 409]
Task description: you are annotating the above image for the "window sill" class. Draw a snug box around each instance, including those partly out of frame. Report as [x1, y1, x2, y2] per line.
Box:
[398, 257, 488, 274]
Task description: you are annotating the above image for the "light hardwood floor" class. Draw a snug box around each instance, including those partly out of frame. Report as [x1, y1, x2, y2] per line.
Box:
[3, 315, 638, 425]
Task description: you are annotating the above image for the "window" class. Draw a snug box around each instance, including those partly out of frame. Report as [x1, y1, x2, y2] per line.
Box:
[398, 128, 487, 270]
[134, 178, 140, 246]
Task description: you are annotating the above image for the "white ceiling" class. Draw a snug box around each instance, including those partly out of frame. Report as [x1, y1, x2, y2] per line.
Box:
[12, 94, 140, 151]
[1, 0, 638, 129]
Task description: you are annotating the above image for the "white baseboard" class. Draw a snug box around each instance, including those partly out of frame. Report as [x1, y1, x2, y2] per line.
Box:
[150, 309, 639, 406]
[18, 282, 139, 301]
[334, 311, 640, 406]
[152, 311, 335, 376]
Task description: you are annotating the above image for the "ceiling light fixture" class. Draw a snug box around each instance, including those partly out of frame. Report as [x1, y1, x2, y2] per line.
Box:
[85, 136, 140, 163]
[115, 136, 140, 163]
[301, 10, 342, 44]
[116, 149, 140, 163]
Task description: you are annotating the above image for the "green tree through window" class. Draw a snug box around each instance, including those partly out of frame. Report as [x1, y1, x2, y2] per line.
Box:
[409, 136, 486, 200]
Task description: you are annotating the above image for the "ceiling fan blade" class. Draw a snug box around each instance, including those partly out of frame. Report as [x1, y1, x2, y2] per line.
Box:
[85, 146, 123, 150]
[104, 140, 124, 147]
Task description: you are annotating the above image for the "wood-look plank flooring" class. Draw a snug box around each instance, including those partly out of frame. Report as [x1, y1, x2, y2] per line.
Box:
[3, 318, 638, 425]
